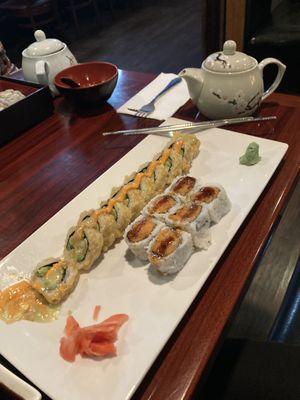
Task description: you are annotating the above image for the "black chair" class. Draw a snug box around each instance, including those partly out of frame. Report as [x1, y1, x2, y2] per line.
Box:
[244, 0, 300, 94]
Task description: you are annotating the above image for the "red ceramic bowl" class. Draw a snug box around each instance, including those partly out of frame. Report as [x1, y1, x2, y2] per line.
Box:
[54, 61, 118, 107]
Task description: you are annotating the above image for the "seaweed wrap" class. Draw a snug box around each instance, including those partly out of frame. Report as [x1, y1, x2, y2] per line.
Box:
[147, 227, 193, 275]
[190, 183, 231, 224]
[166, 202, 211, 249]
[31, 258, 79, 304]
[167, 175, 200, 201]
[64, 226, 103, 271]
[125, 215, 164, 260]
[143, 193, 181, 223]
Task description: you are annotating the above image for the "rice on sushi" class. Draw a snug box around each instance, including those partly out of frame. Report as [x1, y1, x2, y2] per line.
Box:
[143, 193, 181, 223]
[31, 258, 79, 304]
[64, 226, 103, 271]
[125, 215, 164, 260]
[190, 183, 231, 224]
[147, 227, 193, 275]
[166, 202, 211, 250]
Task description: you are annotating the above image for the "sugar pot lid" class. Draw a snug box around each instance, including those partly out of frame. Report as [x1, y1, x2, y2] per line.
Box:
[25, 30, 64, 57]
[204, 40, 256, 73]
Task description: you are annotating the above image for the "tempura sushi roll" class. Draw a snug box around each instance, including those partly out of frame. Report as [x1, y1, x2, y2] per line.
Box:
[147, 227, 193, 275]
[126, 188, 146, 219]
[111, 201, 131, 232]
[77, 209, 100, 231]
[165, 149, 183, 185]
[153, 162, 169, 192]
[31, 258, 79, 304]
[167, 175, 200, 201]
[143, 193, 181, 223]
[96, 210, 121, 252]
[64, 226, 103, 271]
[166, 202, 211, 249]
[175, 133, 201, 168]
[190, 183, 231, 224]
[125, 215, 164, 260]
[139, 167, 156, 202]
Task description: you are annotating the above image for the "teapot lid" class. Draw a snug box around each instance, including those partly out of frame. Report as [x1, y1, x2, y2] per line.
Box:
[204, 40, 256, 73]
[25, 30, 64, 56]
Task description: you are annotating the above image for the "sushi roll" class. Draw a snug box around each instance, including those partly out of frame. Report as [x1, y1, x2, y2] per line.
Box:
[31, 258, 79, 304]
[77, 209, 100, 231]
[152, 161, 169, 193]
[147, 227, 193, 275]
[167, 175, 200, 201]
[126, 187, 146, 220]
[125, 215, 164, 260]
[175, 133, 201, 164]
[165, 148, 183, 185]
[143, 193, 181, 223]
[139, 167, 156, 202]
[110, 201, 132, 232]
[166, 202, 211, 250]
[96, 210, 121, 252]
[190, 183, 231, 224]
[64, 226, 103, 271]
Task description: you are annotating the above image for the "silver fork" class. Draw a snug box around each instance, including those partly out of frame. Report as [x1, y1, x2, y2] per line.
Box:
[128, 76, 182, 117]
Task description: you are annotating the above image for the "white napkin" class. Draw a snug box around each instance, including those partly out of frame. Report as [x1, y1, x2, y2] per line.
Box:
[117, 73, 190, 121]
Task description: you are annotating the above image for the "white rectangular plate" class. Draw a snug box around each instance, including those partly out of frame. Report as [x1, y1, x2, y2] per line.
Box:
[0, 120, 288, 400]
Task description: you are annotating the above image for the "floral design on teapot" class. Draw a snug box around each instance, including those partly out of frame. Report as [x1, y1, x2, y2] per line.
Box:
[214, 53, 232, 70]
[210, 89, 262, 115]
[210, 88, 261, 114]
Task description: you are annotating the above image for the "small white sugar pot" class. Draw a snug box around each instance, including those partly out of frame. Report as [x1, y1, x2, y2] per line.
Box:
[180, 40, 286, 119]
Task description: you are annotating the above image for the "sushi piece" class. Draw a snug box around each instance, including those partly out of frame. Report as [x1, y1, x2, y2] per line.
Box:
[64, 226, 103, 271]
[147, 227, 193, 275]
[166, 202, 211, 249]
[139, 168, 156, 202]
[190, 183, 231, 224]
[143, 193, 181, 223]
[175, 133, 201, 166]
[96, 211, 121, 252]
[126, 187, 146, 219]
[167, 175, 200, 201]
[125, 215, 164, 260]
[31, 258, 79, 304]
[77, 209, 100, 231]
[165, 149, 183, 185]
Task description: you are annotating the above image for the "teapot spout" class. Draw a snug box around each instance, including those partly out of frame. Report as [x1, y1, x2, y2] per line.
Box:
[179, 68, 204, 105]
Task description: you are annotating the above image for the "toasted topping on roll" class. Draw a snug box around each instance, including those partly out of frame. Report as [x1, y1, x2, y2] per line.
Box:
[192, 186, 220, 204]
[127, 216, 156, 243]
[149, 195, 177, 214]
[149, 228, 182, 263]
[169, 203, 202, 224]
[172, 176, 196, 196]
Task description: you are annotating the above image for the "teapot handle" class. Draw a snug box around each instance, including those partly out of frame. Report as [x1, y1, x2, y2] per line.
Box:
[35, 60, 50, 86]
[258, 58, 286, 101]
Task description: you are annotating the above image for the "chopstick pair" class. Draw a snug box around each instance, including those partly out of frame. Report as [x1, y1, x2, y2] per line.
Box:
[102, 116, 277, 137]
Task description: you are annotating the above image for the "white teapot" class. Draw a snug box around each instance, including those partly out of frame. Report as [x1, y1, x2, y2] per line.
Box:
[180, 40, 286, 119]
[22, 30, 77, 96]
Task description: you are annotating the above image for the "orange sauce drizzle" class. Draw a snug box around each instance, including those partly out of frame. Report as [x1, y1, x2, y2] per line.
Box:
[95, 140, 184, 217]
[0, 280, 59, 324]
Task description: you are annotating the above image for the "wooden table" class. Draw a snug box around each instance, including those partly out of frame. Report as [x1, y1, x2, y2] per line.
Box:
[0, 70, 299, 399]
